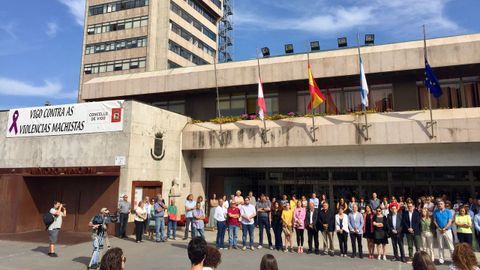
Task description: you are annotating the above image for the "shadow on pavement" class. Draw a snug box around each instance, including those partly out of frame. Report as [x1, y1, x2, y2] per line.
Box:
[31, 246, 49, 255]
[170, 243, 187, 249]
[0, 231, 91, 245]
[72, 256, 91, 266]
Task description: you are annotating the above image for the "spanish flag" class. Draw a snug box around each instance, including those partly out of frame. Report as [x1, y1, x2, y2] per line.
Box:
[307, 64, 326, 111]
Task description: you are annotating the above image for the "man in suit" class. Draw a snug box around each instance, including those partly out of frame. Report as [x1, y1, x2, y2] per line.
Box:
[402, 201, 421, 261]
[305, 202, 319, 254]
[388, 205, 406, 262]
[317, 202, 335, 256]
[348, 203, 364, 258]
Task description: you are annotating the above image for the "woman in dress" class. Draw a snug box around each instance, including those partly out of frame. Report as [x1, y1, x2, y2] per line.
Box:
[148, 198, 156, 240]
[271, 201, 283, 251]
[281, 202, 294, 252]
[363, 204, 375, 259]
[134, 201, 147, 243]
[337, 197, 347, 212]
[335, 206, 349, 257]
[208, 194, 219, 229]
[293, 200, 306, 253]
[372, 207, 388, 260]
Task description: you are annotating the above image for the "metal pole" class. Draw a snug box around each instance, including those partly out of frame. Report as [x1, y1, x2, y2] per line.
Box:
[256, 48, 268, 143]
[357, 33, 369, 141]
[213, 50, 224, 145]
[423, 24, 435, 138]
[306, 42, 317, 142]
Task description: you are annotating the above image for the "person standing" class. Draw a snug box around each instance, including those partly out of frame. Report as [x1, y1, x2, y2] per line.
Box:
[370, 193, 380, 211]
[248, 191, 256, 206]
[240, 197, 256, 251]
[193, 202, 206, 238]
[134, 201, 147, 243]
[188, 237, 207, 270]
[317, 202, 335, 256]
[373, 207, 388, 261]
[153, 195, 167, 242]
[388, 205, 406, 262]
[47, 201, 66, 257]
[363, 205, 375, 259]
[335, 206, 349, 257]
[222, 195, 229, 209]
[433, 200, 454, 265]
[403, 201, 421, 261]
[234, 190, 244, 205]
[117, 195, 131, 239]
[144, 196, 151, 235]
[214, 198, 227, 249]
[309, 193, 319, 209]
[281, 202, 294, 252]
[474, 208, 480, 250]
[167, 198, 178, 240]
[304, 202, 319, 254]
[227, 201, 240, 249]
[293, 200, 306, 253]
[271, 201, 283, 251]
[183, 194, 196, 240]
[301, 196, 308, 208]
[420, 208, 435, 262]
[208, 194, 219, 230]
[455, 206, 473, 245]
[348, 203, 364, 258]
[290, 195, 298, 211]
[256, 194, 273, 250]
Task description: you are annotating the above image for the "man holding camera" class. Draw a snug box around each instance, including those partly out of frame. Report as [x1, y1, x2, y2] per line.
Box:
[88, 208, 112, 269]
[47, 201, 66, 257]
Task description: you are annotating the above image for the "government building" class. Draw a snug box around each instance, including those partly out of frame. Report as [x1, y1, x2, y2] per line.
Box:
[1, 0, 480, 234]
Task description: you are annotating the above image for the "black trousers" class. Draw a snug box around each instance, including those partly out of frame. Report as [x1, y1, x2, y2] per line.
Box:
[296, 228, 305, 246]
[119, 213, 129, 237]
[337, 231, 348, 255]
[307, 226, 319, 252]
[258, 216, 272, 246]
[391, 233, 405, 260]
[457, 232, 473, 245]
[134, 220, 144, 242]
[350, 233, 363, 257]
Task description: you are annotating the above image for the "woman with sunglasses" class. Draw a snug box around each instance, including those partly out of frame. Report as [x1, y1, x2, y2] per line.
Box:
[372, 207, 388, 260]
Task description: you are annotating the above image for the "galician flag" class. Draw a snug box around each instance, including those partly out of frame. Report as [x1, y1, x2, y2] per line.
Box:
[307, 64, 326, 111]
[257, 77, 267, 120]
[359, 56, 369, 107]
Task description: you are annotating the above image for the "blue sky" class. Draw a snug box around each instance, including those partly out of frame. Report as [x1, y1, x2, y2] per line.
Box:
[0, 0, 479, 110]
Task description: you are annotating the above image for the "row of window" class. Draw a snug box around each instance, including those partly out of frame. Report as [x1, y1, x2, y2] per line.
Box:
[417, 77, 480, 109]
[168, 60, 181, 69]
[169, 40, 209, 66]
[87, 16, 148, 35]
[85, 37, 147, 55]
[89, 0, 149, 16]
[210, 0, 221, 8]
[84, 57, 146, 74]
[183, 0, 216, 24]
[170, 1, 216, 41]
[170, 21, 215, 57]
[152, 100, 185, 115]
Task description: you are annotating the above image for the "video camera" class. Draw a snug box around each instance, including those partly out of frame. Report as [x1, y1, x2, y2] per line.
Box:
[92, 213, 119, 225]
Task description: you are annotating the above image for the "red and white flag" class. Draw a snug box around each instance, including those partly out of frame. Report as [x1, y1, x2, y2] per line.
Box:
[257, 77, 267, 120]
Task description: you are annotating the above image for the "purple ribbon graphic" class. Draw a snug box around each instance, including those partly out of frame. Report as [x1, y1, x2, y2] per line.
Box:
[9, 110, 19, 135]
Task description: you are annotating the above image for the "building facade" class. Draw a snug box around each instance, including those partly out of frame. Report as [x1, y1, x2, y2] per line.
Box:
[79, 0, 223, 100]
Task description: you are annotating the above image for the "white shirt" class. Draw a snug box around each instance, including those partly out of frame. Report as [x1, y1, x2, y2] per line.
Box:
[223, 200, 229, 209]
[392, 214, 397, 229]
[48, 208, 65, 230]
[214, 205, 227, 222]
[240, 204, 256, 224]
[135, 207, 147, 222]
[408, 211, 413, 228]
[309, 211, 313, 224]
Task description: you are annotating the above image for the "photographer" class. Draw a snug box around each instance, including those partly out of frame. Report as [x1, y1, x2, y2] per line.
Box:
[47, 201, 66, 257]
[88, 208, 115, 269]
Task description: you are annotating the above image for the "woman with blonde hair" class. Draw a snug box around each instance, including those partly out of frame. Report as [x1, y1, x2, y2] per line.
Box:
[281, 202, 294, 252]
[420, 208, 435, 261]
[449, 243, 479, 270]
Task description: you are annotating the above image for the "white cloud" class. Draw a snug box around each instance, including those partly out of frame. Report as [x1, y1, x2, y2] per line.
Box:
[236, 0, 461, 37]
[46, 22, 59, 38]
[57, 0, 85, 26]
[0, 77, 77, 99]
[0, 22, 17, 39]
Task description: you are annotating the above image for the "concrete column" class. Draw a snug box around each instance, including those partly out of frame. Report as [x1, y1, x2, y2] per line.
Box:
[392, 76, 419, 111]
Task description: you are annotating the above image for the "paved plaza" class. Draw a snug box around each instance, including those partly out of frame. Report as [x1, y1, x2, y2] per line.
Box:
[0, 229, 470, 270]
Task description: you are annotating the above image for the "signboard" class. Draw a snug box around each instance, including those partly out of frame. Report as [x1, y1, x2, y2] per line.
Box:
[6, 100, 124, 137]
[115, 156, 126, 166]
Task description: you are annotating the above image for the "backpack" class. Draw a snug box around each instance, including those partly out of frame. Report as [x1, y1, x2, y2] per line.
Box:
[43, 212, 55, 227]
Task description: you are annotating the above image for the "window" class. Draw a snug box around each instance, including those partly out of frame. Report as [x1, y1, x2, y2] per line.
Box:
[170, 1, 216, 41]
[85, 37, 147, 55]
[168, 60, 181, 69]
[418, 77, 480, 109]
[369, 84, 393, 112]
[152, 100, 186, 115]
[168, 40, 209, 66]
[86, 16, 148, 36]
[84, 57, 146, 74]
[169, 21, 215, 56]
[88, 0, 149, 16]
[184, 0, 217, 25]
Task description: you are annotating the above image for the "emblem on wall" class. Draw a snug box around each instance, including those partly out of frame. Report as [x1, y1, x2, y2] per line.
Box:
[150, 131, 166, 161]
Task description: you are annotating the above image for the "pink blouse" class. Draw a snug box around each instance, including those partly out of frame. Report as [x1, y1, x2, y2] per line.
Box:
[293, 207, 306, 229]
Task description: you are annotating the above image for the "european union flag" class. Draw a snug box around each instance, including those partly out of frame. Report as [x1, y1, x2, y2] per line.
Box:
[425, 59, 442, 98]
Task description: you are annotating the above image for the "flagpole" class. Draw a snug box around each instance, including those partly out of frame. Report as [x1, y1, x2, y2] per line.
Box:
[306, 42, 318, 142]
[357, 33, 370, 141]
[213, 50, 225, 145]
[256, 48, 268, 144]
[423, 24, 435, 138]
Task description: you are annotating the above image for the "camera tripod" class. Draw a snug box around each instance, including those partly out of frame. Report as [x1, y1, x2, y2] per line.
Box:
[87, 223, 106, 269]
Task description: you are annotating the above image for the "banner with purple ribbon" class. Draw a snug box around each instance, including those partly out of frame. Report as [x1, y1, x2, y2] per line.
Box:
[6, 100, 124, 138]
